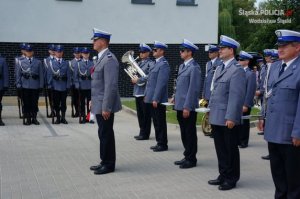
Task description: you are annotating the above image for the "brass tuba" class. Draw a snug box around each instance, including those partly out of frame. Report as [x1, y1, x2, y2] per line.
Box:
[121, 50, 146, 80]
[199, 98, 212, 136]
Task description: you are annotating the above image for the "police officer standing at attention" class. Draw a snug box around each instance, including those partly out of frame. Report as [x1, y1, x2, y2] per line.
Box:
[74, 47, 93, 124]
[69, 47, 81, 118]
[89, 28, 122, 175]
[16, 44, 44, 125]
[132, 43, 154, 140]
[144, 41, 170, 152]
[173, 39, 201, 169]
[202, 45, 222, 102]
[47, 45, 71, 124]
[237, 51, 256, 148]
[44, 44, 56, 118]
[208, 35, 246, 191]
[0, 55, 9, 126]
[258, 29, 300, 199]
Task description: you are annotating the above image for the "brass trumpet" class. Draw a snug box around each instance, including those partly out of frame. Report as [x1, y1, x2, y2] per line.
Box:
[199, 99, 212, 136]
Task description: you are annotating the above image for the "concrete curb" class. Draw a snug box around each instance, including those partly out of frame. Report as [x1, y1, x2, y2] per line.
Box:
[122, 105, 258, 130]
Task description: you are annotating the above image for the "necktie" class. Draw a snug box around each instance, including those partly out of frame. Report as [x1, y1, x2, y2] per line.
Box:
[29, 58, 32, 64]
[279, 63, 287, 77]
[58, 59, 61, 65]
[86, 61, 88, 65]
[220, 64, 225, 72]
[182, 63, 186, 70]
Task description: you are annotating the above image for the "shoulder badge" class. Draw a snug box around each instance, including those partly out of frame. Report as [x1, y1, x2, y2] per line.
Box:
[107, 53, 112, 58]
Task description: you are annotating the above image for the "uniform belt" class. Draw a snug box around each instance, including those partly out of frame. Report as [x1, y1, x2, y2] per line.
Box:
[22, 73, 39, 80]
[53, 75, 67, 81]
[80, 75, 91, 80]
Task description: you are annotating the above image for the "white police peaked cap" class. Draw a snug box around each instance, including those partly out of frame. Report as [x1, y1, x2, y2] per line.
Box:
[271, 49, 278, 57]
[181, 39, 199, 51]
[275, 29, 300, 45]
[208, 44, 219, 52]
[139, 43, 152, 52]
[239, 51, 253, 60]
[153, 41, 168, 49]
[91, 28, 111, 40]
[263, 49, 272, 56]
[219, 35, 240, 49]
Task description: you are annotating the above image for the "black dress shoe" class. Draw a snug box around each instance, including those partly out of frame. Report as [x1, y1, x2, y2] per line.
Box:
[208, 179, 224, 185]
[150, 145, 158, 150]
[257, 132, 264, 135]
[89, 120, 95, 124]
[60, 118, 68, 124]
[135, 135, 149, 140]
[90, 164, 102, 171]
[218, 182, 236, 191]
[179, 160, 196, 169]
[31, 118, 40, 125]
[79, 119, 86, 124]
[54, 119, 60, 124]
[153, 145, 168, 152]
[24, 118, 31, 126]
[239, 144, 248, 148]
[174, 158, 186, 165]
[0, 119, 5, 126]
[134, 135, 141, 139]
[261, 155, 270, 160]
[94, 165, 115, 175]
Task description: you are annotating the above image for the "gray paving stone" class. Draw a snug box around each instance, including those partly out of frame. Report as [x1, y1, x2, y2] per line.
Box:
[0, 105, 275, 199]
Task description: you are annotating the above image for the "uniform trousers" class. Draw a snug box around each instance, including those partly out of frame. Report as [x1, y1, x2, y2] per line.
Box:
[135, 97, 151, 138]
[212, 124, 240, 186]
[151, 103, 168, 147]
[239, 108, 251, 145]
[53, 90, 67, 115]
[22, 88, 39, 117]
[79, 89, 91, 116]
[268, 142, 300, 199]
[96, 113, 115, 169]
[177, 110, 197, 163]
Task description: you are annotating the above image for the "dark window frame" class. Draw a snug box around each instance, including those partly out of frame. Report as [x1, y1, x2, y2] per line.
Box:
[176, 0, 198, 6]
[131, 0, 155, 5]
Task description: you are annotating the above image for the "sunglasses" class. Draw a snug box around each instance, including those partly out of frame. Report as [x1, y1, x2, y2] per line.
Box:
[153, 49, 158, 52]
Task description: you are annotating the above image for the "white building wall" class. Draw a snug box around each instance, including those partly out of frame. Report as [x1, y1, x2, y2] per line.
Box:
[0, 0, 218, 44]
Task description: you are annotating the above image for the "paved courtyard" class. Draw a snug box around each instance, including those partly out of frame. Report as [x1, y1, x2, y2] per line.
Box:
[0, 100, 274, 199]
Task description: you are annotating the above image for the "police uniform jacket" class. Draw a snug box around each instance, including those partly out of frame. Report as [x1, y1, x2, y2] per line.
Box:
[16, 58, 44, 89]
[203, 58, 222, 100]
[74, 59, 93, 90]
[244, 67, 257, 108]
[144, 57, 170, 103]
[91, 49, 122, 114]
[133, 58, 153, 96]
[47, 59, 71, 91]
[174, 59, 201, 111]
[0, 57, 9, 90]
[263, 55, 300, 144]
[209, 59, 246, 126]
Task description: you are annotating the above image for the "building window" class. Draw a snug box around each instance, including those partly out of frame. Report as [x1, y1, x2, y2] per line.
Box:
[131, 0, 155, 5]
[176, 0, 197, 6]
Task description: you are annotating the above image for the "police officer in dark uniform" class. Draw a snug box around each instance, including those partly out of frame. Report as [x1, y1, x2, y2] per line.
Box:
[47, 45, 71, 124]
[173, 39, 202, 169]
[144, 41, 170, 152]
[237, 51, 256, 148]
[44, 44, 56, 118]
[89, 28, 122, 175]
[258, 29, 300, 199]
[132, 43, 154, 140]
[69, 47, 81, 118]
[16, 44, 44, 125]
[208, 35, 246, 191]
[0, 55, 9, 126]
[74, 47, 93, 124]
[15, 43, 27, 119]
